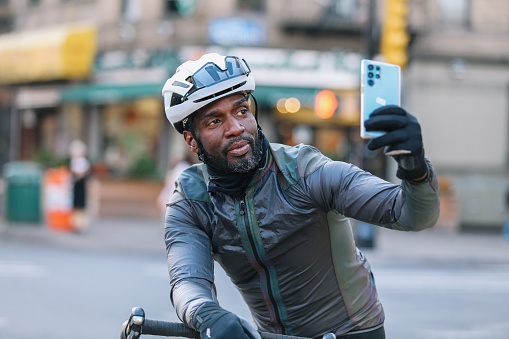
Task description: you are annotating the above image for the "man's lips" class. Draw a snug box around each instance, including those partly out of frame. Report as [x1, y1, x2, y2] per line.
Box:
[227, 140, 251, 156]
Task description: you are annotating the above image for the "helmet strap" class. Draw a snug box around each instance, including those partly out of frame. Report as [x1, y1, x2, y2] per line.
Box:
[186, 114, 207, 162]
[249, 93, 263, 137]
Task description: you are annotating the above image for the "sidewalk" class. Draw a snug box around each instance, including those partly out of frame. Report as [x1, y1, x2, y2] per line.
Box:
[0, 217, 167, 256]
[1, 216, 509, 266]
[368, 227, 509, 268]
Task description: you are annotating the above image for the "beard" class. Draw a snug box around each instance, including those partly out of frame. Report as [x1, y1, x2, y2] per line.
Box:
[203, 134, 263, 174]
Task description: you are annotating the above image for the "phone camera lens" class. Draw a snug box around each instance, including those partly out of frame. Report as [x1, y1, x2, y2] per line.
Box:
[368, 79, 374, 86]
[368, 65, 374, 70]
[368, 72, 374, 78]
[376, 66, 380, 71]
[375, 74, 380, 79]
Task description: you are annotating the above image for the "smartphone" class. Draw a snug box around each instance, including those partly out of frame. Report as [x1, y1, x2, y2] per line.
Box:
[360, 59, 401, 139]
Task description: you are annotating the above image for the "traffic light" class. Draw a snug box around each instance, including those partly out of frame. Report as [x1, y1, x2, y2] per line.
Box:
[380, 0, 410, 69]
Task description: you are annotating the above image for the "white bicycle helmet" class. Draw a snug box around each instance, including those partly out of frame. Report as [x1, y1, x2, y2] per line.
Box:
[162, 53, 255, 133]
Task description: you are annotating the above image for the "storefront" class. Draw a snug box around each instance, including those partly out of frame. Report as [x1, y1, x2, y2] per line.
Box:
[1, 34, 384, 178]
[14, 86, 68, 164]
[60, 77, 176, 218]
[0, 24, 97, 167]
[61, 84, 166, 178]
[59, 47, 180, 178]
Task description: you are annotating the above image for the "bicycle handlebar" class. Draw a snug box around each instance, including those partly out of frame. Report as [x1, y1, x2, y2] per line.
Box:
[141, 319, 314, 338]
[120, 307, 336, 339]
[144, 318, 313, 338]
[141, 319, 199, 338]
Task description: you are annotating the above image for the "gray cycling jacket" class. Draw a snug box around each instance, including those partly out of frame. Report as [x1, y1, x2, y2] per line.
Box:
[165, 143, 440, 338]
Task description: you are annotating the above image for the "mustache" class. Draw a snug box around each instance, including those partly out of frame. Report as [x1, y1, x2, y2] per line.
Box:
[221, 135, 255, 156]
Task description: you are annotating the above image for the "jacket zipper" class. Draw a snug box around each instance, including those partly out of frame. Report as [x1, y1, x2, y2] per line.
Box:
[239, 199, 286, 334]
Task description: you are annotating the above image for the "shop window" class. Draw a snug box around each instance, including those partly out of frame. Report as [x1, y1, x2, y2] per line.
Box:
[437, 0, 470, 29]
[238, 0, 265, 13]
[102, 99, 162, 178]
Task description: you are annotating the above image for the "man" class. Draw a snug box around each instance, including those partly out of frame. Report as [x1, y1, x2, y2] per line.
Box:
[161, 53, 440, 339]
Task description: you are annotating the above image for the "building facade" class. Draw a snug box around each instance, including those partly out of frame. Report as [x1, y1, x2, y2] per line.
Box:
[405, 0, 509, 229]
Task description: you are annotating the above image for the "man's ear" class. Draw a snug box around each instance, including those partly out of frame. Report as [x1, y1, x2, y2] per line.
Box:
[183, 131, 199, 154]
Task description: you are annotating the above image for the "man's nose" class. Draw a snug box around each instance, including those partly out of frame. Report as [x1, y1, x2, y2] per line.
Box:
[225, 116, 245, 136]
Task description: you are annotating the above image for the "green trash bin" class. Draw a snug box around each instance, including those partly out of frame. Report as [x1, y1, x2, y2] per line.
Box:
[3, 161, 42, 222]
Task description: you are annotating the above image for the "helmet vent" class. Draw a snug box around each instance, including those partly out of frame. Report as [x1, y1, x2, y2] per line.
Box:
[172, 81, 190, 88]
[193, 81, 247, 103]
[170, 93, 185, 106]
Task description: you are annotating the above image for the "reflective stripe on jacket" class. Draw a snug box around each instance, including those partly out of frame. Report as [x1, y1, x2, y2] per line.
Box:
[165, 143, 440, 338]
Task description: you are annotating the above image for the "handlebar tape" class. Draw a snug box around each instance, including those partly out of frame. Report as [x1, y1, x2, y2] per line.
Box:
[142, 319, 200, 338]
[142, 319, 312, 339]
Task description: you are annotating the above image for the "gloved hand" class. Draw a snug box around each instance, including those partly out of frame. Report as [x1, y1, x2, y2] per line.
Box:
[193, 302, 261, 339]
[365, 105, 428, 181]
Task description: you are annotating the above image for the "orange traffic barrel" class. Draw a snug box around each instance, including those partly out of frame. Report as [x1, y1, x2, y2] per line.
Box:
[43, 167, 73, 231]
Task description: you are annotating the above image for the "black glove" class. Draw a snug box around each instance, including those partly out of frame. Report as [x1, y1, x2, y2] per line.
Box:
[365, 105, 428, 181]
[193, 302, 260, 339]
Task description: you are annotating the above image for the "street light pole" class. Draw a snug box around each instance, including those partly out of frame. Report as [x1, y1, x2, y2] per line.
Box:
[366, 0, 378, 59]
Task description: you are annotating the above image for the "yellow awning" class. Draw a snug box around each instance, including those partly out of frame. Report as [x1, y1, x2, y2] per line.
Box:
[0, 24, 97, 84]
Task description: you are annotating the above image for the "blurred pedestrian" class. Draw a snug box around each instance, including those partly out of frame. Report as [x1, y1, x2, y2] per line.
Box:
[69, 140, 91, 233]
[157, 153, 195, 218]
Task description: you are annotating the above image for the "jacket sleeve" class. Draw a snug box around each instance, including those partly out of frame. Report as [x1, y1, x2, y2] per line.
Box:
[165, 193, 215, 328]
[305, 159, 440, 231]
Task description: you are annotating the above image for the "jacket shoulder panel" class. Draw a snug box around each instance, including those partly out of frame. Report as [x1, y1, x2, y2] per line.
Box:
[177, 164, 211, 203]
[269, 143, 330, 185]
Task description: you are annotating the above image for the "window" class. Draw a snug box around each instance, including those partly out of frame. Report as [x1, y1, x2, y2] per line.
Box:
[165, 0, 178, 14]
[164, 0, 197, 17]
[237, 0, 265, 13]
[333, 0, 360, 19]
[122, 0, 141, 22]
[437, 0, 470, 28]
[0, 0, 12, 33]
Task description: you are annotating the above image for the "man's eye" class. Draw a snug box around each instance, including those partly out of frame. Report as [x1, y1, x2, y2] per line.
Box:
[238, 109, 247, 115]
[208, 119, 220, 126]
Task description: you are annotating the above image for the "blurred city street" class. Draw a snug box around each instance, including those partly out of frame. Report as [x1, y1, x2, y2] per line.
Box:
[1, 217, 508, 339]
[1, 2, 509, 339]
